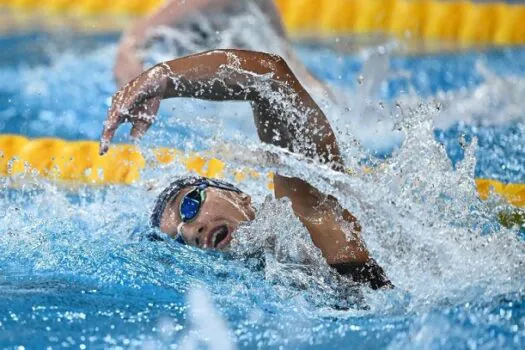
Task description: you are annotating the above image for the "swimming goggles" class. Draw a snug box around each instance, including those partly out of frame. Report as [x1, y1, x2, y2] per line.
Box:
[179, 184, 208, 223]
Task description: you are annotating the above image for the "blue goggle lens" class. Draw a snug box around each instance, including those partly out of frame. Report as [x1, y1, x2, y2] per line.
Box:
[179, 186, 205, 223]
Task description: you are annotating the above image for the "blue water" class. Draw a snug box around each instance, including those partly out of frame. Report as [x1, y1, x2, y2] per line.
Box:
[1, 34, 524, 181]
[0, 32, 524, 349]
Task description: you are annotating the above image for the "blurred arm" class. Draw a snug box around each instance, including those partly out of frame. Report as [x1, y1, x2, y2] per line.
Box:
[115, 0, 290, 87]
[115, 0, 231, 86]
[255, 0, 288, 38]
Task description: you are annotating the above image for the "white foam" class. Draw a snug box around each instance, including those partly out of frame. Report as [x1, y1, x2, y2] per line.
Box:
[179, 287, 236, 350]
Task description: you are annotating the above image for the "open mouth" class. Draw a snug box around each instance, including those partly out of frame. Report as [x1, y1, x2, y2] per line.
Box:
[211, 225, 230, 249]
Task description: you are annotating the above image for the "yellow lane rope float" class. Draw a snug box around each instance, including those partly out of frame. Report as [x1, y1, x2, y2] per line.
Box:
[0, 134, 269, 187]
[1, 0, 525, 45]
[1, 135, 524, 210]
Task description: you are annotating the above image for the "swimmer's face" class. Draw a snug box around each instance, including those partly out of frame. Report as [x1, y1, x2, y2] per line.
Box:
[159, 187, 256, 250]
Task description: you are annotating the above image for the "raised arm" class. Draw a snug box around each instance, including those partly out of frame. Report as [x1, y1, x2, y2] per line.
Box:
[104, 49, 343, 170]
[101, 49, 391, 289]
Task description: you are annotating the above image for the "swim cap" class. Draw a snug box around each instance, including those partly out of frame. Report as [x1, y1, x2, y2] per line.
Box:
[150, 176, 244, 228]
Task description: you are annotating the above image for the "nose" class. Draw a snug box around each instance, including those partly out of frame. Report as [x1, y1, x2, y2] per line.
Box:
[180, 221, 207, 248]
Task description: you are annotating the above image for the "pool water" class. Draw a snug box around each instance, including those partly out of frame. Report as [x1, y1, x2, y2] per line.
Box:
[0, 30, 524, 349]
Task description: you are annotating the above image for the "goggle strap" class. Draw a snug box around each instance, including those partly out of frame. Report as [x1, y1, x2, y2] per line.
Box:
[176, 222, 186, 244]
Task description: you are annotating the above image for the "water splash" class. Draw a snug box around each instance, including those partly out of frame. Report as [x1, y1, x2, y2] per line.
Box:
[0, 17, 524, 348]
[259, 100, 524, 311]
[178, 287, 236, 350]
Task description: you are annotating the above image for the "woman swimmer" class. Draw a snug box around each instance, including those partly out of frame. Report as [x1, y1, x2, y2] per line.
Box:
[101, 49, 392, 290]
[114, 0, 330, 97]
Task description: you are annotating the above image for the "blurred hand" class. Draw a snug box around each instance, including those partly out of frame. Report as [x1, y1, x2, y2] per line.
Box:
[114, 35, 145, 87]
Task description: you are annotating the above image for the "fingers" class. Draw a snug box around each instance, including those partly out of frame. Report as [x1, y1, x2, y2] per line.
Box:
[130, 120, 152, 140]
[129, 98, 160, 140]
[141, 97, 161, 117]
[100, 73, 162, 155]
[100, 119, 120, 155]
[100, 90, 127, 155]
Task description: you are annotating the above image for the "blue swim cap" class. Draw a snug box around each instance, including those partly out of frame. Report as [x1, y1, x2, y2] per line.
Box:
[150, 176, 244, 228]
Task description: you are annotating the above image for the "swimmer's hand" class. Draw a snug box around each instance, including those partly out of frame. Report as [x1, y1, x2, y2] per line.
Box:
[100, 67, 165, 155]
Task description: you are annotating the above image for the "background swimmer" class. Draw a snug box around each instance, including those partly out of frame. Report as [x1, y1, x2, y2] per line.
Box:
[114, 0, 332, 97]
[101, 49, 392, 290]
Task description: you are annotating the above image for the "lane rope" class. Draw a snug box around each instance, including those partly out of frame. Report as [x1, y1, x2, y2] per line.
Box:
[1, 0, 525, 44]
[0, 134, 523, 208]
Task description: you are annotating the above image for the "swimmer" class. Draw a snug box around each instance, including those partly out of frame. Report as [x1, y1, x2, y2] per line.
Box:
[101, 49, 392, 290]
[115, 0, 331, 97]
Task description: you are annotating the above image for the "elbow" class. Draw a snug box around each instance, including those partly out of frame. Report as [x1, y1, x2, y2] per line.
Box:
[262, 52, 286, 64]
[257, 52, 300, 88]
[260, 52, 289, 71]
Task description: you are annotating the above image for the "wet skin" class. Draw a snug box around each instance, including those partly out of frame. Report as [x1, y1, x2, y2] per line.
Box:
[101, 49, 392, 289]
[160, 187, 255, 250]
